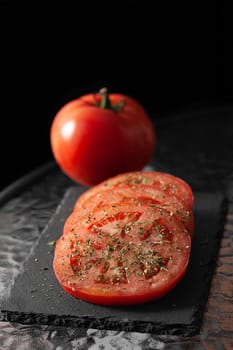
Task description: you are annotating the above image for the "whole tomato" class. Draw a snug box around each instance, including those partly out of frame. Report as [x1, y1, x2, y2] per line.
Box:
[50, 88, 156, 186]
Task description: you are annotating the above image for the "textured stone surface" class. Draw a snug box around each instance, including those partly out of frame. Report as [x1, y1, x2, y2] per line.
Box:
[0, 106, 233, 349]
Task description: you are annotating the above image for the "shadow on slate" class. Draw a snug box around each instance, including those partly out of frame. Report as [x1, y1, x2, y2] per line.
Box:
[1, 186, 228, 336]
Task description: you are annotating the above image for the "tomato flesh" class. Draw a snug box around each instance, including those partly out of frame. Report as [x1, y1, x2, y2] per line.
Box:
[53, 170, 194, 306]
[76, 171, 194, 209]
[73, 184, 194, 236]
[54, 203, 191, 305]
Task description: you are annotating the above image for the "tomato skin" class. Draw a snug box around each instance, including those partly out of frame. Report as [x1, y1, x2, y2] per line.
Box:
[50, 90, 156, 186]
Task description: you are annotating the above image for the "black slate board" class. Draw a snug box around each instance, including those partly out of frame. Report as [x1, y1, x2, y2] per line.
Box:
[1, 186, 227, 336]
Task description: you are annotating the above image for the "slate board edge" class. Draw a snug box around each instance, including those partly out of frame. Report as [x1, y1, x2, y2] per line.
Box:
[1, 310, 198, 336]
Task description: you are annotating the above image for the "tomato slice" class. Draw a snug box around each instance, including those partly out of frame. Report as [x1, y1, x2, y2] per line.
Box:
[73, 185, 194, 236]
[75, 171, 194, 210]
[53, 203, 191, 305]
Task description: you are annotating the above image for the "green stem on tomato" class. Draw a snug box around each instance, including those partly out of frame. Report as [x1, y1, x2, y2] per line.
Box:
[98, 87, 125, 112]
[99, 87, 111, 109]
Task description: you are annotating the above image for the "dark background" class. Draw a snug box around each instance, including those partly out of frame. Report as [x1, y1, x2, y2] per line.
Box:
[0, 0, 232, 190]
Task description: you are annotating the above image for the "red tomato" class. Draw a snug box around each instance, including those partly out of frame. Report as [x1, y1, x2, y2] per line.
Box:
[50, 88, 156, 186]
[53, 204, 191, 306]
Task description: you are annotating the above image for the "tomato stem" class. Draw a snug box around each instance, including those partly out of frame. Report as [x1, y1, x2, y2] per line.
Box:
[99, 87, 111, 109]
[98, 87, 125, 112]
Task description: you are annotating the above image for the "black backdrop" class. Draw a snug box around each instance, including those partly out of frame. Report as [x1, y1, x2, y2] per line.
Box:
[0, 0, 232, 190]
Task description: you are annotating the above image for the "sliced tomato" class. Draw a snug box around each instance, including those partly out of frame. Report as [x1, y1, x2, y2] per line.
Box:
[53, 203, 191, 305]
[75, 171, 194, 210]
[103, 171, 194, 209]
[73, 184, 194, 236]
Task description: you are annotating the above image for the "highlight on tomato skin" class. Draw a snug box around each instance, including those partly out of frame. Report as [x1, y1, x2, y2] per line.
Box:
[50, 88, 156, 187]
[53, 170, 194, 306]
